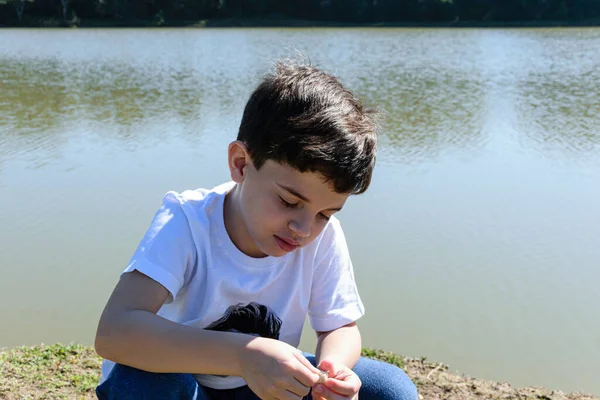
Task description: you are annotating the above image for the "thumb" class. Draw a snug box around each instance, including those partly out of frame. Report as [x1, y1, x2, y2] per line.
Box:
[293, 351, 324, 376]
[317, 358, 339, 377]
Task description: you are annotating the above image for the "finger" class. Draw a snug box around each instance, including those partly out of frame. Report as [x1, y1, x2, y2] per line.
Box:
[317, 359, 339, 378]
[294, 351, 324, 375]
[323, 377, 361, 396]
[313, 384, 347, 400]
[280, 388, 309, 400]
[283, 377, 312, 397]
[292, 352, 322, 386]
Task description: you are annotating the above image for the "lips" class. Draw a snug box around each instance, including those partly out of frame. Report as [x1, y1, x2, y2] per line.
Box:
[274, 235, 301, 252]
[277, 236, 300, 246]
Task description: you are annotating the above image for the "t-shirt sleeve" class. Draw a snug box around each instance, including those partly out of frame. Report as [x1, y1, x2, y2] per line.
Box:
[308, 218, 365, 333]
[122, 191, 198, 304]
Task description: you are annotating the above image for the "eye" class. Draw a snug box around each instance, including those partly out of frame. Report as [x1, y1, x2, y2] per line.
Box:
[279, 196, 298, 209]
[319, 213, 331, 221]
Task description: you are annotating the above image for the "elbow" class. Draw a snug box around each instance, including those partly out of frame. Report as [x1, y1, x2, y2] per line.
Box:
[94, 341, 108, 360]
[94, 313, 123, 361]
[94, 330, 111, 360]
[94, 323, 114, 360]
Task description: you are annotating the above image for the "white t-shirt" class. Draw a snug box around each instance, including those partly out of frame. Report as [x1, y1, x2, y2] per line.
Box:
[99, 181, 365, 389]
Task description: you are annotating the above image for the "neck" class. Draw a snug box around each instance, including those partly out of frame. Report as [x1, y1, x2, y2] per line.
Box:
[223, 184, 266, 258]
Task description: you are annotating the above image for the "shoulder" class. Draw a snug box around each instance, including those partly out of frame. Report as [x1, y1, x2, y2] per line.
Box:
[317, 216, 346, 246]
[158, 181, 234, 221]
[162, 181, 233, 206]
[318, 216, 345, 243]
[304, 216, 350, 262]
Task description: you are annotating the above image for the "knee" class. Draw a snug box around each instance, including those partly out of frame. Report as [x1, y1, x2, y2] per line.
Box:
[383, 366, 419, 400]
[96, 364, 197, 400]
[355, 357, 419, 400]
[373, 361, 418, 400]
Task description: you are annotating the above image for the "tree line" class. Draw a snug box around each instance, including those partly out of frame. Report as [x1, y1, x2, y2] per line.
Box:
[1, 0, 600, 27]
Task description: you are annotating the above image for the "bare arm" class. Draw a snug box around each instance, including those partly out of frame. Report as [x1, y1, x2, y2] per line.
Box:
[94, 270, 252, 376]
[315, 322, 362, 369]
[96, 270, 323, 398]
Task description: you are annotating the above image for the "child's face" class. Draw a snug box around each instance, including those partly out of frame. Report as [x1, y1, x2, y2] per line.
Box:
[228, 145, 349, 258]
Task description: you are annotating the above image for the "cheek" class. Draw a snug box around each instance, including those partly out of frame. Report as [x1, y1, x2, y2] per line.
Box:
[241, 197, 265, 232]
[252, 197, 289, 231]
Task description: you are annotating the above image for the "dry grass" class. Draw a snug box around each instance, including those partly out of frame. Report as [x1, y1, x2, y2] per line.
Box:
[0, 343, 100, 400]
[0, 344, 597, 400]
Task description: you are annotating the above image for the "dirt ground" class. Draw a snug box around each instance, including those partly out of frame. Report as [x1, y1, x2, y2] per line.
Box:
[399, 354, 597, 400]
[0, 344, 597, 400]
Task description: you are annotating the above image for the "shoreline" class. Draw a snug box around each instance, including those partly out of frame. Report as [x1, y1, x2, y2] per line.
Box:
[1, 18, 600, 28]
[0, 343, 597, 399]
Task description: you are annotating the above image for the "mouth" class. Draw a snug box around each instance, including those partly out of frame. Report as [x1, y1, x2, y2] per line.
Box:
[274, 235, 301, 252]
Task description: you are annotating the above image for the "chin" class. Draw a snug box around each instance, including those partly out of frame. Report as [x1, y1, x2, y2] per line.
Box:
[260, 241, 289, 258]
[251, 239, 282, 258]
[255, 234, 300, 258]
[264, 246, 288, 258]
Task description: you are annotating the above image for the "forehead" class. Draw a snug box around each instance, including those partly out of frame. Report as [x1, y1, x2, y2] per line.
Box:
[257, 160, 349, 206]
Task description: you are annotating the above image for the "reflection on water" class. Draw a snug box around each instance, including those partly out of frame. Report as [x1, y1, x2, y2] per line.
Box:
[0, 60, 206, 158]
[517, 75, 600, 158]
[373, 70, 485, 163]
[2, 30, 599, 166]
[1, 28, 600, 395]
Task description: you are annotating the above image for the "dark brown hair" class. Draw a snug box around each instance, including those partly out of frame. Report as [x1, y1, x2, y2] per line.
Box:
[237, 59, 378, 195]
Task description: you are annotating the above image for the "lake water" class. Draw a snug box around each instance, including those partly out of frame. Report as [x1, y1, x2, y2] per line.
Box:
[1, 28, 599, 395]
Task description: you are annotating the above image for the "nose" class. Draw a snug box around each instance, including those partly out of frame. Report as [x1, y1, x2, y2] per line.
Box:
[289, 214, 311, 238]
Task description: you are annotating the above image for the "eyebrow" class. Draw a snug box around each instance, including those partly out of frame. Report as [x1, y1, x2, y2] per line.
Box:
[277, 184, 343, 212]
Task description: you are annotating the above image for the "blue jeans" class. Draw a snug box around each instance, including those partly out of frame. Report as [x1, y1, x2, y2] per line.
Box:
[96, 353, 418, 400]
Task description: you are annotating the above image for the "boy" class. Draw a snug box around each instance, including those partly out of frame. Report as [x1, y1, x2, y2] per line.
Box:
[94, 59, 418, 400]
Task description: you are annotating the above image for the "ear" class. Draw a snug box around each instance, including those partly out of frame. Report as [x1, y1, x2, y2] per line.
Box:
[227, 141, 251, 183]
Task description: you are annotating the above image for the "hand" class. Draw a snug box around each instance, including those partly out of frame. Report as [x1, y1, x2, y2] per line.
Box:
[312, 359, 361, 400]
[240, 337, 322, 399]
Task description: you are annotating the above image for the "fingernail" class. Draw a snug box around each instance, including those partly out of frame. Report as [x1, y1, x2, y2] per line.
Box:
[314, 385, 323, 394]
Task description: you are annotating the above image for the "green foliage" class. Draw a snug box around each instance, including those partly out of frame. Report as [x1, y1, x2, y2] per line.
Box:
[0, 343, 102, 398]
[361, 348, 406, 369]
[1, 0, 600, 26]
